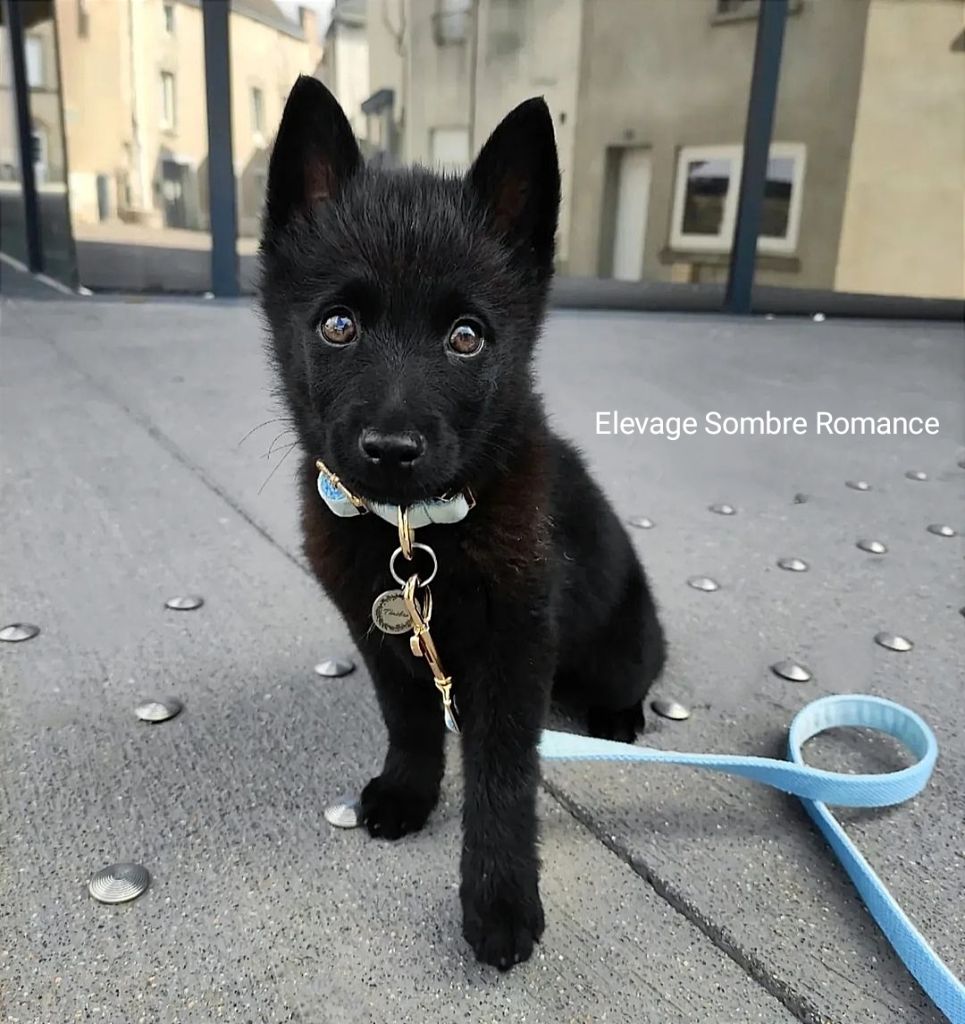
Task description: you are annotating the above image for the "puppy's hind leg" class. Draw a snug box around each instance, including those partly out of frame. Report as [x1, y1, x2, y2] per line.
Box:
[572, 566, 666, 744]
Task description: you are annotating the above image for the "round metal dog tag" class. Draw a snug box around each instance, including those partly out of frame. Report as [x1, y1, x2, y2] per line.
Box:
[372, 589, 412, 634]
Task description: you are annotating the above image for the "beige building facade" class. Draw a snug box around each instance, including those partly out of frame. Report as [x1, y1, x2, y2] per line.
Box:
[366, 0, 964, 300]
[833, 0, 965, 300]
[51, 0, 320, 236]
[317, 0, 370, 144]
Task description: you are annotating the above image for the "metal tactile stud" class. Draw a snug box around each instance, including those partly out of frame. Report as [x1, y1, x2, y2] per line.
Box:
[88, 863, 150, 904]
[777, 557, 809, 572]
[856, 539, 888, 555]
[846, 480, 871, 491]
[324, 797, 361, 829]
[905, 470, 928, 482]
[135, 697, 183, 723]
[315, 658, 356, 678]
[687, 576, 720, 592]
[0, 623, 40, 643]
[628, 516, 655, 530]
[793, 493, 809, 504]
[164, 595, 204, 611]
[926, 524, 957, 538]
[651, 698, 691, 721]
[709, 503, 737, 516]
[812, 313, 826, 323]
[874, 632, 913, 653]
[770, 660, 812, 683]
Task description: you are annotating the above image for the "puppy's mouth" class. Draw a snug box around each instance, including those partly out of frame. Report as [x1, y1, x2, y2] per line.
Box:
[323, 458, 460, 509]
[352, 471, 445, 507]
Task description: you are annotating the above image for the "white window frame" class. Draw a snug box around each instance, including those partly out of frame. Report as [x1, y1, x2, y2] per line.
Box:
[670, 144, 741, 253]
[250, 85, 265, 141]
[433, 0, 472, 45]
[670, 142, 806, 255]
[78, 0, 90, 38]
[160, 70, 176, 130]
[25, 36, 44, 88]
[760, 142, 806, 254]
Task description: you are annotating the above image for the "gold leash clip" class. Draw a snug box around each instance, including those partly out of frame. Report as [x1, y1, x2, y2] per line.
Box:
[397, 505, 414, 560]
[402, 574, 459, 733]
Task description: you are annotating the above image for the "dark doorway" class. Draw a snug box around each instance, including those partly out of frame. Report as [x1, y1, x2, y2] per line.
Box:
[160, 159, 188, 229]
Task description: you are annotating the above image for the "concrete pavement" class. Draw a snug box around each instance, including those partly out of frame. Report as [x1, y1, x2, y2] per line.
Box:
[1, 283, 962, 1023]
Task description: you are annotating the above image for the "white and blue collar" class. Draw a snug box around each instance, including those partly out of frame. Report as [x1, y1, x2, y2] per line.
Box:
[315, 459, 475, 529]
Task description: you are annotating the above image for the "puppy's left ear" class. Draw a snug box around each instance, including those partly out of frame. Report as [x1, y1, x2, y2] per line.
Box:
[468, 98, 560, 274]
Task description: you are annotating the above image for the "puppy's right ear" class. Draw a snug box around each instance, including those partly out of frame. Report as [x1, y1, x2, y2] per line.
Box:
[265, 75, 361, 229]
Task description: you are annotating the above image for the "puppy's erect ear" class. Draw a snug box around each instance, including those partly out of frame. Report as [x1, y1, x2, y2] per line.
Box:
[265, 75, 361, 229]
[468, 98, 560, 273]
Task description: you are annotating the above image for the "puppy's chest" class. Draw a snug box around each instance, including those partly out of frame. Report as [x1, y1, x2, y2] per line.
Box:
[301, 497, 549, 652]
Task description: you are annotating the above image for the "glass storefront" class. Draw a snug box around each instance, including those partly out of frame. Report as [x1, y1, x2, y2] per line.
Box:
[1, 0, 76, 286]
[0, 17, 28, 265]
[54, 0, 210, 292]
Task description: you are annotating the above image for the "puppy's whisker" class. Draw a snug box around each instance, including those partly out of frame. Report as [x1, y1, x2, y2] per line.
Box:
[238, 416, 288, 448]
[257, 443, 296, 494]
[265, 429, 297, 459]
[263, 442, 298, 464]
[263, 439, 294, 455]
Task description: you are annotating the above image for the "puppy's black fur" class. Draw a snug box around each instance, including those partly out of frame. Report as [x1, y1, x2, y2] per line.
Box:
[259, 77, 666, 970]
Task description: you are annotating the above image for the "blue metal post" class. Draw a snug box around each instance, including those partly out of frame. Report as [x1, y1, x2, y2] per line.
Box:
[725, 0, 789, 314]
[202, 0, 239, 296]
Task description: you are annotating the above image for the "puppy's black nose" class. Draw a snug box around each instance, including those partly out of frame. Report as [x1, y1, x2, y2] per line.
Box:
[359, 428, 426, 467]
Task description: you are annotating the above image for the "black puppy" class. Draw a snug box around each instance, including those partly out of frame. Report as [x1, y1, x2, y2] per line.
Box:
[259, 77, 665, 970]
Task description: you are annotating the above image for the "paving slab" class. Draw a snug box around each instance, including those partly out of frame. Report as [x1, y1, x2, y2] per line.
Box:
[0, 306, 797, 1023]
[2, 296, 962, 1024]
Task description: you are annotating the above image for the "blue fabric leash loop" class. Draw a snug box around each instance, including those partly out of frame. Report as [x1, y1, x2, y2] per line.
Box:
[539, 694, 964, 1024]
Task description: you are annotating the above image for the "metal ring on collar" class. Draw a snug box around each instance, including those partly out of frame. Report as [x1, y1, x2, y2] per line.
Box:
[389, 543, 437, 587]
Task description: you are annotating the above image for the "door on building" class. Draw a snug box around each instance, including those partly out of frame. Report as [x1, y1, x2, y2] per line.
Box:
[96, 174, 110, 221]
[30, 125, 48, 185]
[611, 147, 652, 281]
[160, 159, 188, 228]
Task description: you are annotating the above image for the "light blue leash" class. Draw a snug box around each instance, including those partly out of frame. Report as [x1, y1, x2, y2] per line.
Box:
[539, 693, 964, 1024]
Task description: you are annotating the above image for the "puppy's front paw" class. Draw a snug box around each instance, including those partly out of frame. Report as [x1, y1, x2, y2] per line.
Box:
[462, 889, 545, 970]
[359, 774, 436, 840]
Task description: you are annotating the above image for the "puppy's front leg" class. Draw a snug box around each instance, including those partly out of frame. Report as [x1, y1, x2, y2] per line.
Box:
[458, 627, 552, 970]
[358, 644, 446, 840]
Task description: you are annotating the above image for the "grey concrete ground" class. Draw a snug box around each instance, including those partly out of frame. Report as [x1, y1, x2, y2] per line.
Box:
[1, 278, 962, 1024]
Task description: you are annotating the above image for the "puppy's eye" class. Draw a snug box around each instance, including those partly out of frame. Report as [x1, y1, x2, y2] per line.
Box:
[317, 309, 358, 346]
[448, 318, 485, 357]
